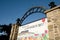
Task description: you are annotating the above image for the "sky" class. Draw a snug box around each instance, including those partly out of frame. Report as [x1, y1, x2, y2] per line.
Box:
[0, 0, 60, 25]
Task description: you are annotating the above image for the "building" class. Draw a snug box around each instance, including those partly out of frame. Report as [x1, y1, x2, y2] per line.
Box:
[45, 5, 60, 40]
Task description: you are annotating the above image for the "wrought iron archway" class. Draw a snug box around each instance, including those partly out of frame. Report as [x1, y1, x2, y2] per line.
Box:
[10, 6, 47, 40]
[17, 6, 46, 25]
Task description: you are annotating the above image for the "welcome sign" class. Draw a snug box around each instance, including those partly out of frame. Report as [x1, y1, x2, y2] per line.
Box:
[17, 18, 49, 40]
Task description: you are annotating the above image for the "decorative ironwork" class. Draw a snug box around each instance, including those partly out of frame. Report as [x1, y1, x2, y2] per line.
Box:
[49, 2, 57, 8]
[18, 6, 46, 25]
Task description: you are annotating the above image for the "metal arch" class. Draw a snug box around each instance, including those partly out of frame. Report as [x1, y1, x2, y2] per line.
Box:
[20, 6, 46, 24]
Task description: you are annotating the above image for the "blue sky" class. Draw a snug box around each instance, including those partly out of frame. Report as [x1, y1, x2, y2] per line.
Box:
[0, 0, 60, 25]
